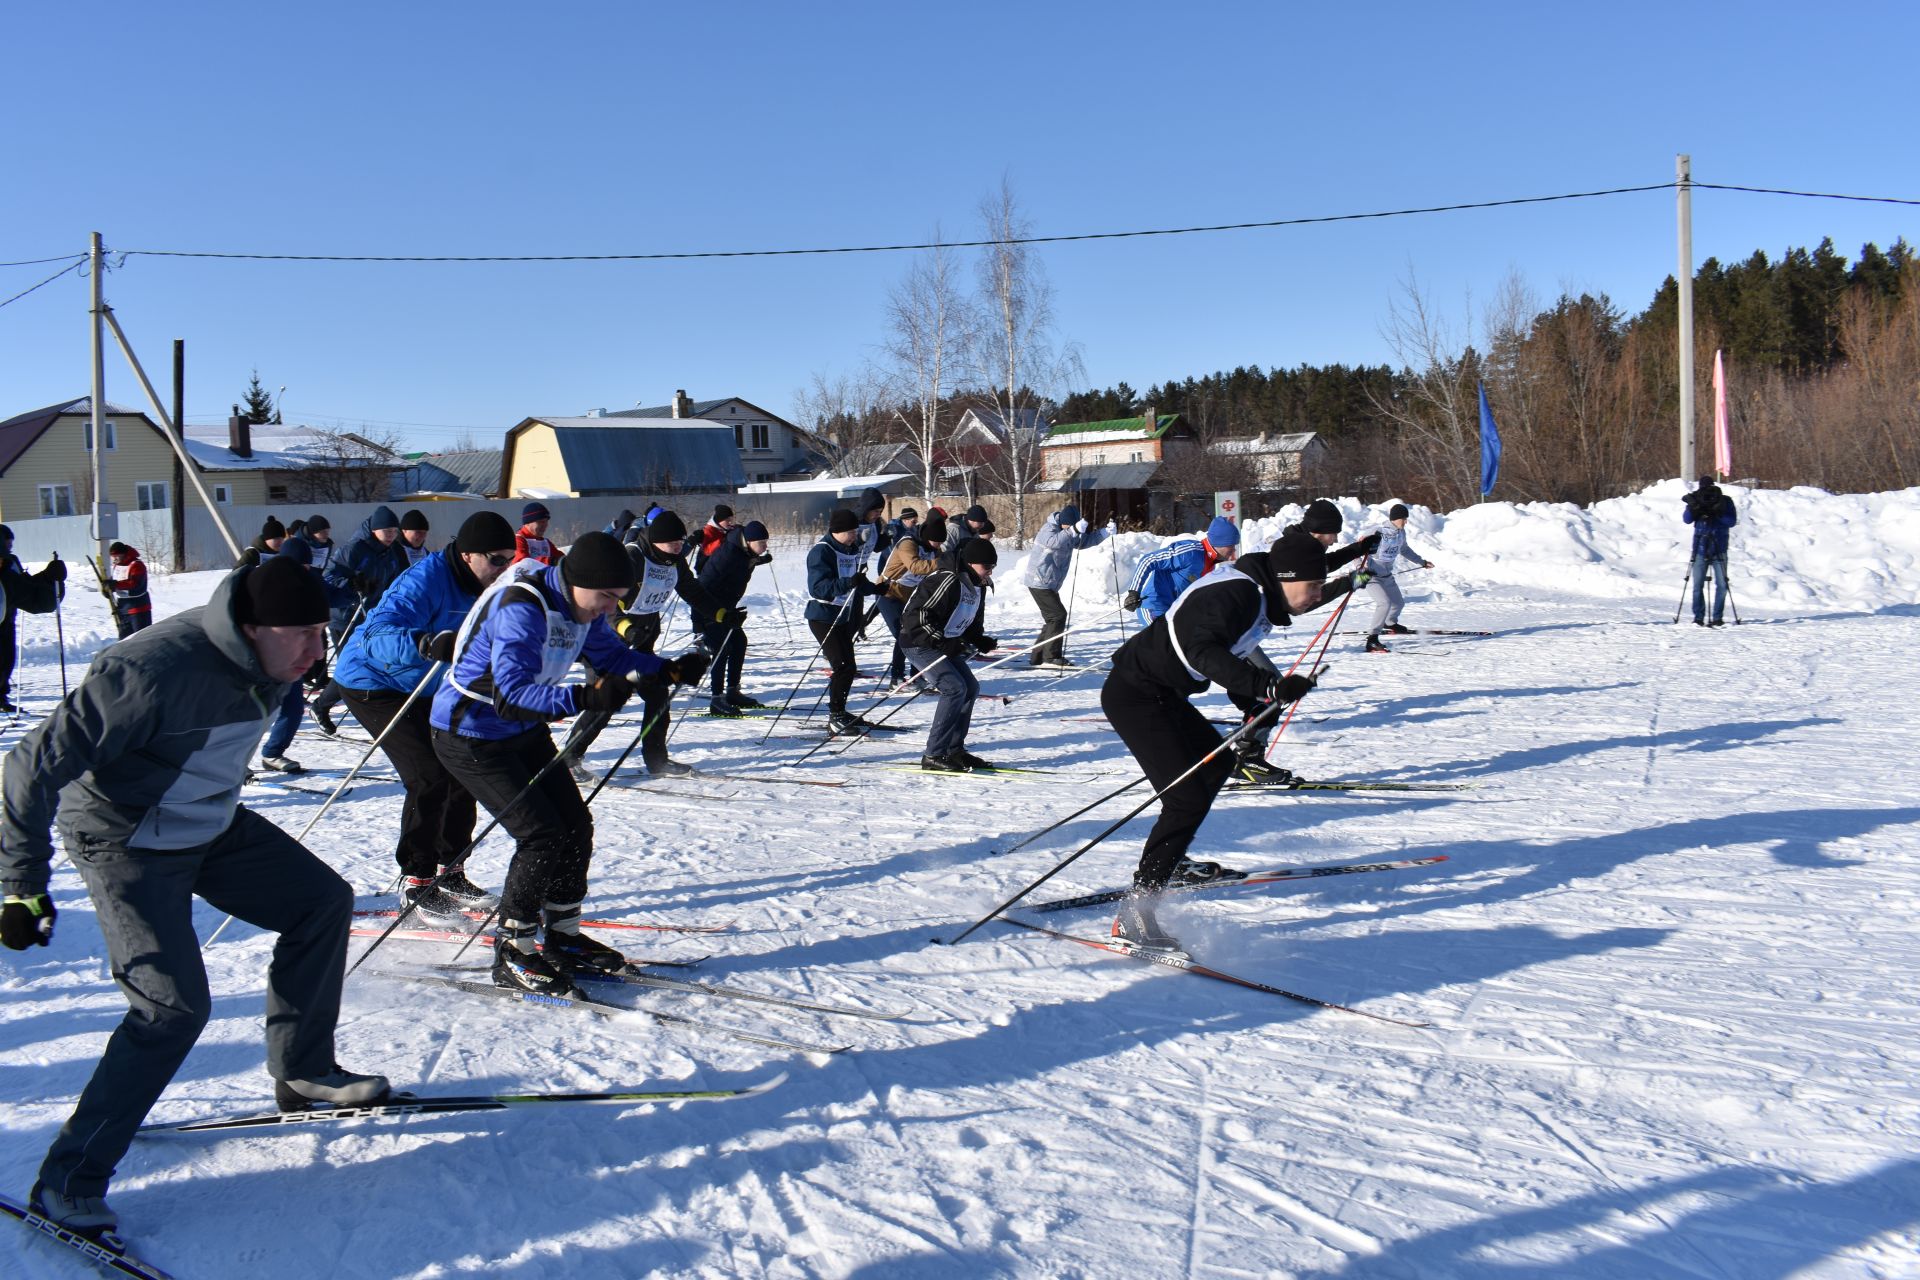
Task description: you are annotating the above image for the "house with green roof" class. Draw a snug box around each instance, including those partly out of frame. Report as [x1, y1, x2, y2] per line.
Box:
[1038, 408, 1197, 485]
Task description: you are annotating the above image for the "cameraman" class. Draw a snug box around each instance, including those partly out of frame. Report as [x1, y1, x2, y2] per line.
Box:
[1682, 476, 1738, 627]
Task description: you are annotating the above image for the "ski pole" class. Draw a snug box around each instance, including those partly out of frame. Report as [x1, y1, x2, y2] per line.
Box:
[444, 670, 706, 966]
[667, 623, 740, 743]
[1108, 529, 1130, 639]
[766, 556, 797, 644]
[1262, 589, 1353, 763]
[936, 697, 1292, 948]
[760, 583, 859, 743]
[205, 660, 446, 948]
[52, 556, 67, 697]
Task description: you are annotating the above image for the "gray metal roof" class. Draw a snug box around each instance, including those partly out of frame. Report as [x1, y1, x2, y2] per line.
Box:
[825, 443, 921, 478]
[400, 449, 502, 496]
[610, 398, 733, 419]
[549, 425, 745, 493]
[1060, 461, 1162, 491]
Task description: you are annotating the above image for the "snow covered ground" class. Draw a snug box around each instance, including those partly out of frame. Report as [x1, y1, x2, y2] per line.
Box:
[4, 484, 1919, 1278]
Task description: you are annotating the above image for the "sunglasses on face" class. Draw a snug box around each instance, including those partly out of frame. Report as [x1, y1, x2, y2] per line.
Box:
[484, 553, 512, 567]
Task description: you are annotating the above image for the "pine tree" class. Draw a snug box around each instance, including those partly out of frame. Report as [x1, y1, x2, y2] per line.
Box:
[241, 369, 279, 425]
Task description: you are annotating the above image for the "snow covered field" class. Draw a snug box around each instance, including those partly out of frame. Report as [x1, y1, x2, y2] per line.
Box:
[4, 484, 1919, 1279]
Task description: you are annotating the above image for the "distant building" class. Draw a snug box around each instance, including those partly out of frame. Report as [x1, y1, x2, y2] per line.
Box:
[1206, 431, 1327, 488]
[598, 391, 816, 486]
[822, 443, 922, 480]
[393, 449, 504, 499]
[499, 414, 745, 498]
[1038, 408, 1196, 483]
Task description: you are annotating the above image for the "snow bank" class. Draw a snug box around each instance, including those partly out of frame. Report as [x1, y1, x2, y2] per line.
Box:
[1011, 481, 1920, 616]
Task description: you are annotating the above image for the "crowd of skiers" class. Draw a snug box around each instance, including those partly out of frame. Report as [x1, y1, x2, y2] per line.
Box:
[0, 480, 1739, 1242]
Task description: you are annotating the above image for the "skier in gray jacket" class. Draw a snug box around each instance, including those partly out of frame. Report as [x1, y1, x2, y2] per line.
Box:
[0, 557, 390, 1238]
[1358, 503, 1434, 652]
[1022, 504, 1110, 667]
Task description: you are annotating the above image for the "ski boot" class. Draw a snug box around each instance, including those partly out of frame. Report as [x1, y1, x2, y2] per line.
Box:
[274, 1064, 392, 1112]
[542, 904, 626, 973]
[28, 1182, 118, 1239]
[957, 749, 999, 772]
[919, 752, 971, 773]
[1111, 893, 1186, 957]
[492, 923, 580, 997]
[403, 876, 470, 926]
[1170, 858, 1248, 885]
[707, 699, 745, 719]
[1384, 622, 1413, 636]
[646, 757, 694, 778]
[1231, 744, 1293, 787]
[436, 864, 496, 908]
[260, 755, 305, 774]
[727, 692, 766, 709]
[313, 703, 339, 736]
[1364, 634, 1390, 653]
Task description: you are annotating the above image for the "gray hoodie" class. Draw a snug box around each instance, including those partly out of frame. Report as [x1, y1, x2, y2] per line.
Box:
[1, 569, 287, 896]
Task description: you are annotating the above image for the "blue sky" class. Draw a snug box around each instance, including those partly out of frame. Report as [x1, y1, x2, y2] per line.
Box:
[3, 1, 1914, 452]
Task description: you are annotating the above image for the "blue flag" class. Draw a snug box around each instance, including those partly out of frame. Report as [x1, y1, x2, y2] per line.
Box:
[1478, 382, 1502, 497]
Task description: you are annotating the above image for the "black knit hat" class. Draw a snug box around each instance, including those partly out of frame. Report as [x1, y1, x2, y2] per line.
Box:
[1300, 499, 1342, 535]
[742, 520, 770, 542]
[455, 510, 516, 554]
[922, 514, 948, 545]
[522, 501, 551, 523]
[828, 508, 858, 533]
[1271, 531, 1328, 581]
[562, 531, 638, 592]
[959, 538, 998, 567]
[647, 510, 688, 544]
[235, 557, 330, 627]
[305, 513, 331, 534]
[1388, 503, 1409, 521]
[712, 503, 734, 522]
[109, 541, 132, 557]
[400, 509, 430, 532]
[261, 516, 286, 541]
[898, 506, 919, 521]
[964, 504, 989, 524]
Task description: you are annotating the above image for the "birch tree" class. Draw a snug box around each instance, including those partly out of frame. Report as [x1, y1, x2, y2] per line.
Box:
[882, 232, 977, 504]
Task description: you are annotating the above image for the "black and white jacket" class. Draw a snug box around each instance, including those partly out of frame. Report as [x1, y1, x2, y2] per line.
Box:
[900, 552, 990, 657]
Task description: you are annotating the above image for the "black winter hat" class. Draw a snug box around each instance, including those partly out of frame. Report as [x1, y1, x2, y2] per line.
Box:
[858, 488, 884, 516]
[921, 515, 948, 546]
[261, 516, 286, 542]
[0, 524, 12, 544]
[614, 508, 636, 527]
[305, 514, 331, 534]
[828, 508, 858, 533]
[522, 502, 551, 523]
[959, 538, 998, 568]
[455, 510, 516, 554]
[647, 510, 688, 544]
[964, 503, 989, 525]
[368, 505, 399, 532]
[235, 557, 331, 628]
[400, 509, 430, 532]
[1388, 503, 1409, 521]
[563, 531, 638, 592]
[742, 520, 770, 542]
[1059, 505, 1082, 526]
[898, 506, 919, 521]
[109, 541, 132, 557]
[712, 503, 734, 523]
[1271, 529, 1328, 581]
[1300, 500, 1342, 535]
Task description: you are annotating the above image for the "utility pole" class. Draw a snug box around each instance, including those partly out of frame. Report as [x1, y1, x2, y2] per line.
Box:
[172, 340, 187, 572]
[89, 232, 110, 569]
[1676, 154, 1695, 481]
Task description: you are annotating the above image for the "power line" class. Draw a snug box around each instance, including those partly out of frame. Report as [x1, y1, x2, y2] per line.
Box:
[0, 257, 85, 310]
[115, 183, 1682, 263]
[0, 253, 90, 269]
[1691, 182, 1920, 208]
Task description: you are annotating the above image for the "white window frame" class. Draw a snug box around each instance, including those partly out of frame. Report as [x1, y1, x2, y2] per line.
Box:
[84, 419, 118, 451]
[38, 483, 75, 517]
[135, 481, 170, 511]
[212, 483, 233, 504]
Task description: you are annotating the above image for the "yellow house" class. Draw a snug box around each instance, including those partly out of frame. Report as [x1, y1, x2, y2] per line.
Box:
[0, 398, 403, 522]
[499, 415, 746, 498]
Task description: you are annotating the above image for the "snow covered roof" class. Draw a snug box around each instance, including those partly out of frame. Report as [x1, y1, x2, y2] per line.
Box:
[737, 473, 916, 498]
[179, 425, 400, 473]
[1044, 413, 1183, 445]
[1208, 431, 1320, 455]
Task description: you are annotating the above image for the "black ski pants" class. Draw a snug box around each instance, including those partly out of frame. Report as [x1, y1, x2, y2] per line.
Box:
[344, 685, 479, 879]
[0, 614, 16, 702]
[809, 618, 858, 714]
[700, 619, 748, 701]
[432, 726, 593, 924]
[1100, 670, 1233, 889]
[563, 611, 671, 768]
[1029, 587, 1068, 665]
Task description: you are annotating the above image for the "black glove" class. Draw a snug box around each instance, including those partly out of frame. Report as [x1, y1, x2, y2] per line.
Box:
[1258, 671, 1316, 704]
[712, 605, 747, 628]
[416, 630, 457, 663]
[1122, 589, 1141, 612]
[1356, 531, 1383, 554]
[975, 634, 998, 654]
[661, 648, 712, 687]
[612, 614, 651, 649]
[41, 557, 67, 583]
[574, 676, 634, 713]
[0, 894, 55, 950]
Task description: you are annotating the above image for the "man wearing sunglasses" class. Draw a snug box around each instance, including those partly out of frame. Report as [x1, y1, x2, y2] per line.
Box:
[331, 511, 519, 921]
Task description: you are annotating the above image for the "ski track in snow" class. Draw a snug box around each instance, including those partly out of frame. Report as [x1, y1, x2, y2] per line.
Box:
[5, 495, 1920, 1278]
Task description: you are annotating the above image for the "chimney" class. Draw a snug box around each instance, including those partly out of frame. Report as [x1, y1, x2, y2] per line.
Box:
[1142, 403, 1157, 432]
[228, 404, 252, 458]
[671, 389, 691, 419]
[586, 407, 605, 418]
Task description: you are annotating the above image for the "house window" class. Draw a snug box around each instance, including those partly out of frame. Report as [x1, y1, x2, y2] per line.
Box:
[733, 424, 744, 449]
[1129, 451, 1143, 463]
[268, 484, 290, 503]
[38, 484, 75, 517]
[1092, 453, 1106, 466]
[136, 481, 169, 511]
[84, 420, 118, 451]
[751, 423, 770, 451]
[213, 484, 233, 504]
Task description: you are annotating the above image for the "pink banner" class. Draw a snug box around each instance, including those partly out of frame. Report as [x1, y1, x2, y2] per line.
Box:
[1712, 349, 1732, 477]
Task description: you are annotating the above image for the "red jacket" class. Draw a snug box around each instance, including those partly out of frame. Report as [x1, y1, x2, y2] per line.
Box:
[513, 526, 557, 566]
[109, 552, 151, 616]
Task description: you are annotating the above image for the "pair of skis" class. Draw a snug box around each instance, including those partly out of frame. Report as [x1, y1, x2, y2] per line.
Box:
[1, 1192, 178, 1279]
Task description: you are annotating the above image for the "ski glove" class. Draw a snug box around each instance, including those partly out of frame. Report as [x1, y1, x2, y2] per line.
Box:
[573, 677, 634, 713]
[1258, 672, 1316, 705]
[0, 894, 55, 950]
[1122, 589, 1142, 612]
[975, 635, 998, 654]
[1352, 570, 1373, 588]
[41, 557, 66, 583]
[416, 630, 457, 662]
[711, 605, 746, 628]
[1355, 531, 1383, 555]
[660, 648, 712, 687]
